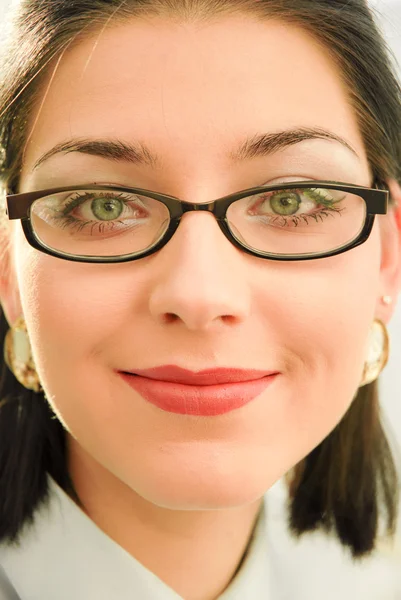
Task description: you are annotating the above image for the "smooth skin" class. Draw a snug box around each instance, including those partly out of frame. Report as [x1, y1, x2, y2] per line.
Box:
[1, 15, 401, 600]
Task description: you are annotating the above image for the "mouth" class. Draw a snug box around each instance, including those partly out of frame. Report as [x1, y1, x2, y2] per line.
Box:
[120, 365, 279, 385]
[118, 365, 279, 416]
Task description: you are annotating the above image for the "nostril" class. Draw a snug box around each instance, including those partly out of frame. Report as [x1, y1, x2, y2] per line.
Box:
[164, 313, 179, 324]
[222, 314, 236, 324]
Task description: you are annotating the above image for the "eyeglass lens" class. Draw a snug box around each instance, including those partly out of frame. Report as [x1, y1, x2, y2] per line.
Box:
[29, 186, 367, 258]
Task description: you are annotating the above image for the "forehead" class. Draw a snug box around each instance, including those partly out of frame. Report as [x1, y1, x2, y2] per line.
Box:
[21, 15, 368, 182]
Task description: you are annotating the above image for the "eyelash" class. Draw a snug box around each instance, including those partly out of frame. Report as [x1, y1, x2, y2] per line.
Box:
[266, 205, 343, 227]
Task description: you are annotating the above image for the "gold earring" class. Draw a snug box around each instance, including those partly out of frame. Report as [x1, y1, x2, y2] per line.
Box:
[359, 319, 390, 387]
[3, 315, 43, 393]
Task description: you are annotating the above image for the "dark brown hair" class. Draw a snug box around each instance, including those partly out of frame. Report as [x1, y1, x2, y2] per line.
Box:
[0, 0, 400, 560]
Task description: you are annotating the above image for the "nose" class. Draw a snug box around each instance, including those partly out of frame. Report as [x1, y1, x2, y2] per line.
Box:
[148, 211, 251, 331]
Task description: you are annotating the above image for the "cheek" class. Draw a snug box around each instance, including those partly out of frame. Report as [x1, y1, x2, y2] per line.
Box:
[255, 225, 380, 377]
[281, 238, 380, 424]
[13, 232, 126, 388]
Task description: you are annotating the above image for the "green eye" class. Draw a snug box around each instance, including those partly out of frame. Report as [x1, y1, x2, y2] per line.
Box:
[270, 191, 301, 216]
[91, 197, 124, 221]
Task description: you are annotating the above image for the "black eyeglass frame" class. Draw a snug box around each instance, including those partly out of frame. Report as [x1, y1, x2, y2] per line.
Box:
[6, 180, 389, 263]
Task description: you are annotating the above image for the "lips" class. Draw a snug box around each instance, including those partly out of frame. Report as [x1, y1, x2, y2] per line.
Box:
[121, 365, 278, 385]
[118, 365, 279, 416]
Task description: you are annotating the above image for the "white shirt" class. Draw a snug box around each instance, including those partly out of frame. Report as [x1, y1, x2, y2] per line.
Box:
[0, 475, 400, 599]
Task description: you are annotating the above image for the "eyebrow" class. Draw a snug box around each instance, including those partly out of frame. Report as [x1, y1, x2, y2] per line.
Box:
[32, 126, 359, 170]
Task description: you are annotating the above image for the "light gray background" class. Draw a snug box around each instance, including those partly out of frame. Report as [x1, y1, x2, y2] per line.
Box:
[0, 0, 400, 447]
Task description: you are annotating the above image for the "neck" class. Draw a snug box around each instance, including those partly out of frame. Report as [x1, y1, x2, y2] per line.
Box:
[66, 436, 264, 600]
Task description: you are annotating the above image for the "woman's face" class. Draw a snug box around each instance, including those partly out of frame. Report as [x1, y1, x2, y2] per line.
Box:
[4, 16, 401, 508]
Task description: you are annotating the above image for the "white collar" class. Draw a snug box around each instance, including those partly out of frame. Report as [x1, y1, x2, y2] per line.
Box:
[0, 475, 270, 600]
[1, 474, 401, 600]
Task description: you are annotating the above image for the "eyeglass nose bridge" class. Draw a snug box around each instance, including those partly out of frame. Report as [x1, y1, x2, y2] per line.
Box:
[170, 197, 232, 223]
[181, 201, 216, 212]
[166, 198, 231, 240]
[172, 199, 225, 223]
[157, 196, 245, 257]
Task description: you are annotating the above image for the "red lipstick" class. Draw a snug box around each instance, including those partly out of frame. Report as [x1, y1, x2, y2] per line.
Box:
[118, 366, 279, 416]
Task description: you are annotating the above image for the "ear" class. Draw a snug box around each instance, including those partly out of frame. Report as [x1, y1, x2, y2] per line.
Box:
[377, 178, 401, 321]
[0, 224, 23, 328]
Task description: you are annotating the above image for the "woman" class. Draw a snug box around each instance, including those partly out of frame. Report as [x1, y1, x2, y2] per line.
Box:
[0, 0, 400, 598]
